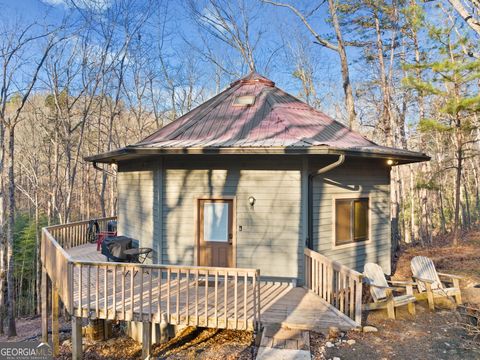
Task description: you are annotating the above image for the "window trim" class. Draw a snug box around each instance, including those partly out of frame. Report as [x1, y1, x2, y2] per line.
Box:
[331, 194, 372, 249]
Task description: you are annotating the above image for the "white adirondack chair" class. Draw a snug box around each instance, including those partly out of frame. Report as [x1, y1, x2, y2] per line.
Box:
[363, 263, 416, 319]
[410, 256, 463, 310]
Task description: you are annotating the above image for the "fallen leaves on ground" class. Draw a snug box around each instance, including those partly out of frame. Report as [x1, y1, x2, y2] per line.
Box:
[152, 327, 255, 360]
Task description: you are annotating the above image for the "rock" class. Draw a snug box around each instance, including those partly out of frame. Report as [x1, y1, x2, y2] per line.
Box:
[347, 339, 356, 345]
[333, 357, 341, 360]
[363, 326, 378, 333]
[62, 340, 71, 347]
[335, 341, 341, 346]
[328, 326, 341, 339]
[325, 341, 335, 348]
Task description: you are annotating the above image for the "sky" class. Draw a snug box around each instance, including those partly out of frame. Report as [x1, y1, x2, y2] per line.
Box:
[0, 0, 341, 95]
[0, 0, 469, 127]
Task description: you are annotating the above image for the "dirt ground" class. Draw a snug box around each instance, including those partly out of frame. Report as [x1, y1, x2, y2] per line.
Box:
[151, 327, 255, 360]
[312, 304, 480, 360]
[310, 228, 480, 360]
[0, 315, 69, 342]
[393, 230, 480, 284]
[0, 316, 256, 360]
[3, 230, 479, 359]
[56, 326, 255, 360]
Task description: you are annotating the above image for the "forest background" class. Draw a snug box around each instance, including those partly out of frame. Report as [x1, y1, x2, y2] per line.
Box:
[0, 0, 478, 337]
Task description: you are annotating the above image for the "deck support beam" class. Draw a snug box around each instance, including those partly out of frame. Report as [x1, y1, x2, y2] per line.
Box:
[41, 267, 49, 344]
[72, 316, 83, 360]
[142, 321, 152, 359]
[52, 284, 60, 356]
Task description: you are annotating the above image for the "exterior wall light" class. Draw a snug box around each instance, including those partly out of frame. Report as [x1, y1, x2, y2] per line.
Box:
[248, 196, 256, 207]
[387, 159, 395, 166]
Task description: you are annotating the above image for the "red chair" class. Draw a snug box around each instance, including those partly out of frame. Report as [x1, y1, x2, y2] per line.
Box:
[97, 231, 117, 251]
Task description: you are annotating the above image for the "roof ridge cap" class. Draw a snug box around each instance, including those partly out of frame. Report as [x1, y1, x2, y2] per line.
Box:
[229, 72, 275, 87]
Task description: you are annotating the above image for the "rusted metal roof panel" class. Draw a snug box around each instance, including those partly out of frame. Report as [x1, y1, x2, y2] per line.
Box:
[135, 72, 378, 149]
[85, 72, 429, 163]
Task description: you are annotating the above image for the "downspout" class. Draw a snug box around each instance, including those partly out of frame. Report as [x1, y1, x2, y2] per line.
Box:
[307, 154, 345, 249]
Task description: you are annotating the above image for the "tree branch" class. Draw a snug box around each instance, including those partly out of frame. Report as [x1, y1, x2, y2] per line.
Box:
[447, 0, 480, 37]
[261, 0, 339, 52]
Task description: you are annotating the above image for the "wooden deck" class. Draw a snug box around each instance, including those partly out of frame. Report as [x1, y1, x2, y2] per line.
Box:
[41, 217, 363, 360]
[67, 244, 356, 331]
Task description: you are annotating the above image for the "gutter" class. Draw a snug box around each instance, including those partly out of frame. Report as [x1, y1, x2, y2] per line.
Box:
[84, 146, 429, 164]
[307, 154, 345, 249]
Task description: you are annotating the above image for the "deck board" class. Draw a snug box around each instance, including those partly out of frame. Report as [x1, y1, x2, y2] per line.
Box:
[67, 244, 355, 331]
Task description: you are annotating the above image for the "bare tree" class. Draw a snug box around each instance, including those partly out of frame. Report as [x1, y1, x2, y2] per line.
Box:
[188, 0, 263, 75]
[447, 0, 480, 37]
[262, 0, 357, 128]
[0, 19, 62, 336]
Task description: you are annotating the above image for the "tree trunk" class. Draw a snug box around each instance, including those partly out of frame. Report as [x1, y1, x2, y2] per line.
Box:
[462, 174, 471, 229]
[409, 165, 417, 243]
[373, 9, 393, 146]
[439, 189, 447, 233]
[447, 0, 480, 36]
[35, 193, 41, 315]
[6, 125, 16, 337]
[452, 127, 462, 246]
[0, 121, 5, 334]
[327, 0, 356, 129]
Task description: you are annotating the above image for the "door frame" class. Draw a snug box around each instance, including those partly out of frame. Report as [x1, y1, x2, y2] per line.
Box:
[194, 196, 237, 267]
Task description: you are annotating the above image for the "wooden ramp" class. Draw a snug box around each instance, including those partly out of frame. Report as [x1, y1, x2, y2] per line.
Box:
[260, 286, 355, 331]
[67, 244, 356, 332]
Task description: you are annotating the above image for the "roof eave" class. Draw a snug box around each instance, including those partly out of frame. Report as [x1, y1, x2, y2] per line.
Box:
[84, 146, 430, 164]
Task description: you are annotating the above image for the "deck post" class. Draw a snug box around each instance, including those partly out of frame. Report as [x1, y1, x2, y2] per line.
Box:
[41, 267, 49, 344]
[142, 321, 152, 359]
[72, 316, 83, 360]
[355, 277, 363, 325]
[51, 283, 60, 356]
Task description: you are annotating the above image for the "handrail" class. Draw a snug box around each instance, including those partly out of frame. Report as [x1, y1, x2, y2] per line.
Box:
[70, 259, 259, 273]
[305, 248, 363, 278]
[45, 216, 117, 230]
[41, 217, 261, 331]
[304, 247, 363, 326]
[42, 226, 73, 260]
[41, 229, 73, 312]
[47, 216, 116, 249]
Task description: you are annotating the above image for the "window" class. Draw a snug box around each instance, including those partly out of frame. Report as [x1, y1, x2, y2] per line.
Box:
[203, 202, 229, 242]
[335, 198, 369, 246]
[232, 95, 255, 107]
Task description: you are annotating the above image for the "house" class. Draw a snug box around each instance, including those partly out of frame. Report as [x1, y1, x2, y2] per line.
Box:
[86, 72, 428, 281]
[41, 72, 429, 359]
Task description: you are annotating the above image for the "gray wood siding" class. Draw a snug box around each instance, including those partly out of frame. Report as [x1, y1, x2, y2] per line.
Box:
[162, 157, 303, 279]
[310, 158, 392, 274]
[117, 160, 161, 262]
[116, 155, 392, 280]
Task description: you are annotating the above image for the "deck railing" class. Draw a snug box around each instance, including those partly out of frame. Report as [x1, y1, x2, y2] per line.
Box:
[304, 248, 363, 325]
[47, 216, 116, 249]
[41, 217, 261, 331]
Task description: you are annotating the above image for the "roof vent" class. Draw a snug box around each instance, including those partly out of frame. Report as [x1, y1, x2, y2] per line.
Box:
[233, 95, 256, 107]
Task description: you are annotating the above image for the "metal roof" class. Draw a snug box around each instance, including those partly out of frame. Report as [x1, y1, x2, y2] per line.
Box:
[86, 72, 429, 163]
